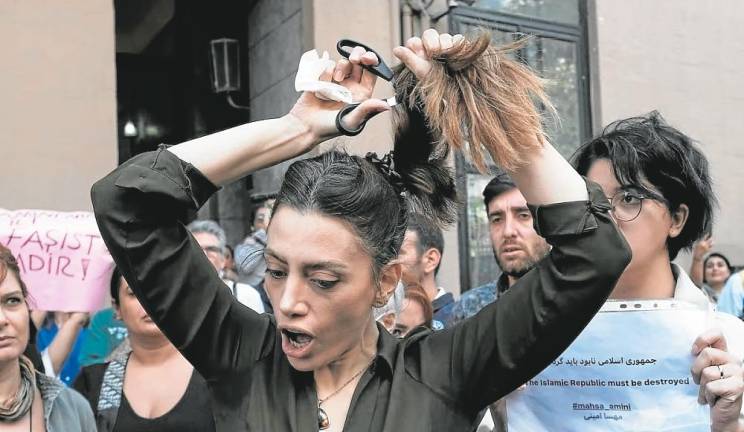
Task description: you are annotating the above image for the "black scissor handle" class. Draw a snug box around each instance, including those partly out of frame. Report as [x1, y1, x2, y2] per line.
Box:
[336, 39, 394, 81]
[335, 103, 366, 136]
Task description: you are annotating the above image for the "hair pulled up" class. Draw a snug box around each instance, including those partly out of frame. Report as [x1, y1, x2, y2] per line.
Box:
[275, 151, 409, 282]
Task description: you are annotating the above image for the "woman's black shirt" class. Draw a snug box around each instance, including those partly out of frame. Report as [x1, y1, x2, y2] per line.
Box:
[90, 147, 630, 431]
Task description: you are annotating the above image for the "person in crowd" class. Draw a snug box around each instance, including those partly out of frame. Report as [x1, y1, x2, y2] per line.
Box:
[79, 271, 128, 368]
[252, 203, 272, 232]
[235, 217, 272, 312]
[187, 219, 264, 313]
[235, 228, 268, 288]
[393, 283, 433, 338]
[442, 172, 551, 327]
[33, 310, 89, 386]
[74, 267, 214, 431]
[713, 266, 744, 318]
[235, 200, 276, 312]
[0, 244, 96, 430]
[689, 237, 733, 303]
[91, 30, 630, 431]
[222, 245, 239, 283]
[572, 111, 744, 431]
[446, 114, 744, 431]
[397, 213, 453, 329]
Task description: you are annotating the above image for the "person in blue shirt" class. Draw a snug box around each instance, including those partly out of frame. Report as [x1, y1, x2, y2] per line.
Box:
[36, 310, 89, 386]
[715, 269, 744, 318]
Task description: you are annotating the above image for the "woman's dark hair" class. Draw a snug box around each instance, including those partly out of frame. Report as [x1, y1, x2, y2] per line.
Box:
[482, 171, 517, 209]
[703, 252, 734, 283]
[275, 151, 418, 283]
[573, 111, 715, 260]
[110, 266, 123, 306]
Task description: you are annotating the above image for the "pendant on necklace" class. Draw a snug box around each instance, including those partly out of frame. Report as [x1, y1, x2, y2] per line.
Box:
[318, 406, 330, 430]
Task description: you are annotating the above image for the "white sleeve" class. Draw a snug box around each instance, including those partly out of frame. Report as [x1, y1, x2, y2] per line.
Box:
[40, 348, 59, 378]
[235, 283, 265, 313]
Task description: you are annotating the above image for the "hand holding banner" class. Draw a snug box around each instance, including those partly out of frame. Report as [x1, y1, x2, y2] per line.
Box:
[0, 209, 114, 312]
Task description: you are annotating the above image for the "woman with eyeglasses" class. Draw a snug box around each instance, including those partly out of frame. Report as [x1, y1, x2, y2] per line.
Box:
[573, 111, 744, 431]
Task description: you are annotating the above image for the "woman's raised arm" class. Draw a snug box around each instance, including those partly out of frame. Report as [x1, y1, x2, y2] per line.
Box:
[91, 52, 389, 380]
[393, 29, 630, 412]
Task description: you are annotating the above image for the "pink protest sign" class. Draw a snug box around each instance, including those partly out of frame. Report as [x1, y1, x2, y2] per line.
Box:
[0, 209, 114, 312]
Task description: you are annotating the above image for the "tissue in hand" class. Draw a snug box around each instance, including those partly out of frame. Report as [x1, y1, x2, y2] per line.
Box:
[294, 49, 353, 104]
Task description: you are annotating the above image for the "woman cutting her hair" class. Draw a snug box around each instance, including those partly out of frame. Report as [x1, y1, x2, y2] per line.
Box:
[91, 30, 630, 431]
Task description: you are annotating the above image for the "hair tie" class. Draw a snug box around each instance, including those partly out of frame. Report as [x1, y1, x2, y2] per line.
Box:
[364, 152, 406, 195]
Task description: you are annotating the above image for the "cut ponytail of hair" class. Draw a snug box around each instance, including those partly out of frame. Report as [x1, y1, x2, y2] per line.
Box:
[275, 31, 555, 282]
[392, 32, 553, 227]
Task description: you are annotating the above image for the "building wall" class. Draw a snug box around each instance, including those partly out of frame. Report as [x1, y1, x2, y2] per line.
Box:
[0, 1, 117, 211]
[592, 0, 744, 267]
[246, 0, 308, 199]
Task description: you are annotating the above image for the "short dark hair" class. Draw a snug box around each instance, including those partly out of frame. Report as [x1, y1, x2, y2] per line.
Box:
[407, 213, 444, 255]
[482, 171, 517, 209]
[573, 111, 715, 260]
[406, 213, 444, 275]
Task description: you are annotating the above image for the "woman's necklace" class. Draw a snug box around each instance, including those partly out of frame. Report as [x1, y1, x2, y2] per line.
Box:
[317, 358, 375, 430]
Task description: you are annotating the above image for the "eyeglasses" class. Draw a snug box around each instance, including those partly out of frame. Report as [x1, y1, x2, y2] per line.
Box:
[608, 189, 667, 222]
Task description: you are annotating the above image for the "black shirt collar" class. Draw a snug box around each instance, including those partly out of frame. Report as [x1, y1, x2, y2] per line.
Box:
[374, 322, 399, 375]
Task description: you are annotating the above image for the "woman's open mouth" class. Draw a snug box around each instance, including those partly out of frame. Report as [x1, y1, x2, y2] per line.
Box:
[281, 328, 314, 357]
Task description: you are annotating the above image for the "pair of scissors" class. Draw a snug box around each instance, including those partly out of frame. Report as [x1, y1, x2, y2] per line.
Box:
[334, 39, 397, 136]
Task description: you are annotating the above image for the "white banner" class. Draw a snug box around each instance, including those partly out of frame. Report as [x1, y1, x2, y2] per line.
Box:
[506, 301, 711, 431]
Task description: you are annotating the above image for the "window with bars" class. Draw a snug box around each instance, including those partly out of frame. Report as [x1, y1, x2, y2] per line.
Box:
[449, 0, 592, 291]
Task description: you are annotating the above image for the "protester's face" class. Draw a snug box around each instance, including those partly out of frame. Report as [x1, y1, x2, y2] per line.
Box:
[394, 299, 426, 337]
[705, 256, 731, 287]
[398, 231, 424, 285]
[116, 278, 161, 338]
[587, 159, 680, 289]
[193, 232, 226, 272]
[264, 206, 382, 371]
[0, 272, 29, 363]
[488, 188, 550, 278]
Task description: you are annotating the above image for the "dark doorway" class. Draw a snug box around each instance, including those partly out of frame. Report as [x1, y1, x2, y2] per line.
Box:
[114, 0, 253, 163]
